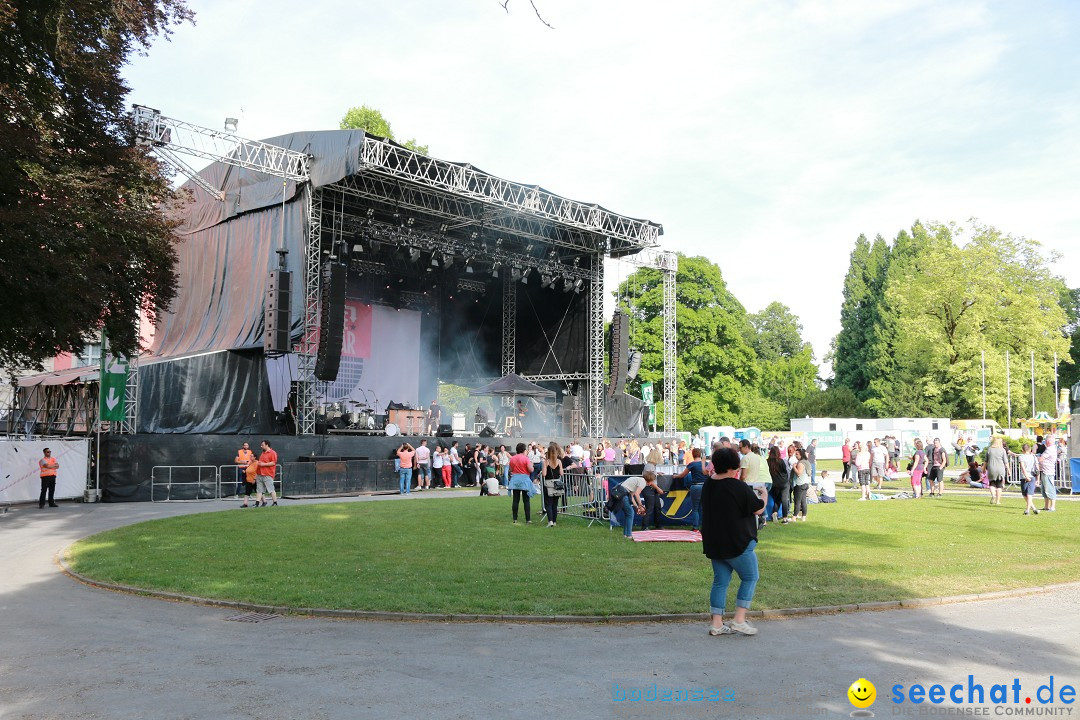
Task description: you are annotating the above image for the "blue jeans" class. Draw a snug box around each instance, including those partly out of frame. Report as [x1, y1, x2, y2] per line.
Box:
[709, 540, 759, 615]
[501, 465, 510, 487]
[399, 468, 413, 494]
[810, 461, 817, 483]
[688, 483, 704, 529]
[610, 494, 635, 537]
[451, 464, 462, 487]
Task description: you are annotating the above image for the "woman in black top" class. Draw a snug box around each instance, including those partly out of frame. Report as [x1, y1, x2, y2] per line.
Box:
[701, 447, 766, 637]
[765, 445, 790, 523]
[542, 442, 564, 527]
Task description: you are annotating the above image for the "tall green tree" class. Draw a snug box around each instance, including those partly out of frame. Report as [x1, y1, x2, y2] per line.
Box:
[831, 234, 883, 401]
[340, 104, 429, 156]
[0, 0, 191, 368]
[885, 222, 1069, 422]
[616, 254, 759, 430]
[747, 301, 818, 409]
[1059, 287, 1080, 397]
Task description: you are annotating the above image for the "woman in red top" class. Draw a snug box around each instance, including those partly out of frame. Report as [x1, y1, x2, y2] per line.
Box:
[841, 439, 852, 484]
[507, 442, 536, 524]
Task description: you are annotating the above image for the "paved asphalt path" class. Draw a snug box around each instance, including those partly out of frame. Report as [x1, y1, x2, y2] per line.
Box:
[1, 493, 1078, 720]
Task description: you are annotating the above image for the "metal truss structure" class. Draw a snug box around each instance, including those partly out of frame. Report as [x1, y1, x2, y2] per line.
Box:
[7, 382, 98, 437]
[588, 257, 606, 437]
[132, 106, 310, 199]
[350, 138, 660, 253]
[501, 266, 517, 378]
[614, 250, 679, 433]
[296, 187, 322, 436]
[118, 352, 139, 435]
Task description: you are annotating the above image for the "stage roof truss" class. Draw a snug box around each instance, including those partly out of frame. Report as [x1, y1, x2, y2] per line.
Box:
[327, 176, 606, 254]
[133, 106, 311, 186]
[358, 138, 661, 251]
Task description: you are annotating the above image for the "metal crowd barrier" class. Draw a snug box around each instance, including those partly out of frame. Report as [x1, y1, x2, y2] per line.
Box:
[150, 465, 220, 502]
[217, 465, 282, 500]
[1005, 455, 1072, 493]
[150, 460, 400, 503]
[555, 472, 609, 526]
[279, 459, 401, 496]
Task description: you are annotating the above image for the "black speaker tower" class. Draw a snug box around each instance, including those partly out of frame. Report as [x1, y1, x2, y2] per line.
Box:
[264, 270, 292, 355]
[314, 261, 347, 381]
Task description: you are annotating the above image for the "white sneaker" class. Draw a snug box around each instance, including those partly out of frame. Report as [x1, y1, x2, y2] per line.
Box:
[728, 620, 758, 636]
[708, 624, 735, 636]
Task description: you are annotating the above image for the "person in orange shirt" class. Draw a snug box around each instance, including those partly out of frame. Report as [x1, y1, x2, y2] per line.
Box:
[255, 440, 279, 507]
[235, 442, 258, 508]
[38, 447, 60, 508]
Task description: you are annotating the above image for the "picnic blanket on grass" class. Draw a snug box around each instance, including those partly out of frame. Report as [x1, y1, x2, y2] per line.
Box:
[631, 529, 702, 542]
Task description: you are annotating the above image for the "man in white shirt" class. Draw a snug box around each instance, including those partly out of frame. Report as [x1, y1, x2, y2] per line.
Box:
[1039, 436, 1058, 512]
[449, 441, 462, 488]
[569, 441, 585, 462]
[871, 438, 889, 489]
[817, 470, 836, 503]
[738, 440, 762, 486]
[414, 439, 432, 491]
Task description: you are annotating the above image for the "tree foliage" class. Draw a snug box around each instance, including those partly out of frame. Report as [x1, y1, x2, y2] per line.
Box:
[747, 301, 819, 408]
[340, 104, 429, 156]
[831, 221, 1071, 423]
[0, 0, 192, 369]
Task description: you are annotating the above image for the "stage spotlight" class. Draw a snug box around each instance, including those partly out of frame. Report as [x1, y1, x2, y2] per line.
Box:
[548, 249, 557, 259]
[442, 252, 453, 267]
[510, 267, 522, 282]
[366, 208, 374, 218]
[409, 248, 421, 262]
[352, 244, 363, 255]
[526, 243, 535, 253]
[471, 231, 479, 240]
[439, 223, 448, 233]
[541, 273, 555, 289]
[573, 278, 584, 293]
[407, 217, 415, 227]
[224, 117, 238, 133]
[464, 258, 474, 274]
[521, 267, 532, 284]
[431, 256, 439, 267]
[562, 277, 574, 292]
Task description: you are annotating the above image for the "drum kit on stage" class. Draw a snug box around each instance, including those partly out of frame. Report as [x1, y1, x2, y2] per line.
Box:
[317, 399, 378, 432]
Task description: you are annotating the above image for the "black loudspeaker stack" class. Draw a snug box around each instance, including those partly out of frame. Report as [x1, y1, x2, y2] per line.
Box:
[264, 270, 292, 355]
[314, 261, 347, 381]
[609, 310, 629, 396]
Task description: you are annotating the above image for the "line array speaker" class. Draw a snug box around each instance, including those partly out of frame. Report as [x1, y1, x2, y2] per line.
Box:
[609, 310, 629, 397]
[264, 270, 292, 355]
[314, 261, 347, 381]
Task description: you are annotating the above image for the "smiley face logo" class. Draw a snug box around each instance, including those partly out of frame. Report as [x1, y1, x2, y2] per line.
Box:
[848, 678, 877, 709]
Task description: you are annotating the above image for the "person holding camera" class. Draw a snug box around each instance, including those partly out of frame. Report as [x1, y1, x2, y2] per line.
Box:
[701, 447, 767, 637]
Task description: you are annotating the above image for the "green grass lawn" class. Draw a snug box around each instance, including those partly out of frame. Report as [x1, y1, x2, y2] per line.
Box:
[67, 494, 1078, 616]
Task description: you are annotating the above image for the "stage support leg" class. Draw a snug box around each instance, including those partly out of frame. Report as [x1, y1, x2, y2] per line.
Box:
[296, 186, 322, 436]
[661, 252, 678, 434]
[501, 267, 516, 410]
[587, 252, 605, 438]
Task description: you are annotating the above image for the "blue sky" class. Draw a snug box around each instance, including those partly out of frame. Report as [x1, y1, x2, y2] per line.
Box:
[124, 0, 1080, 374]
